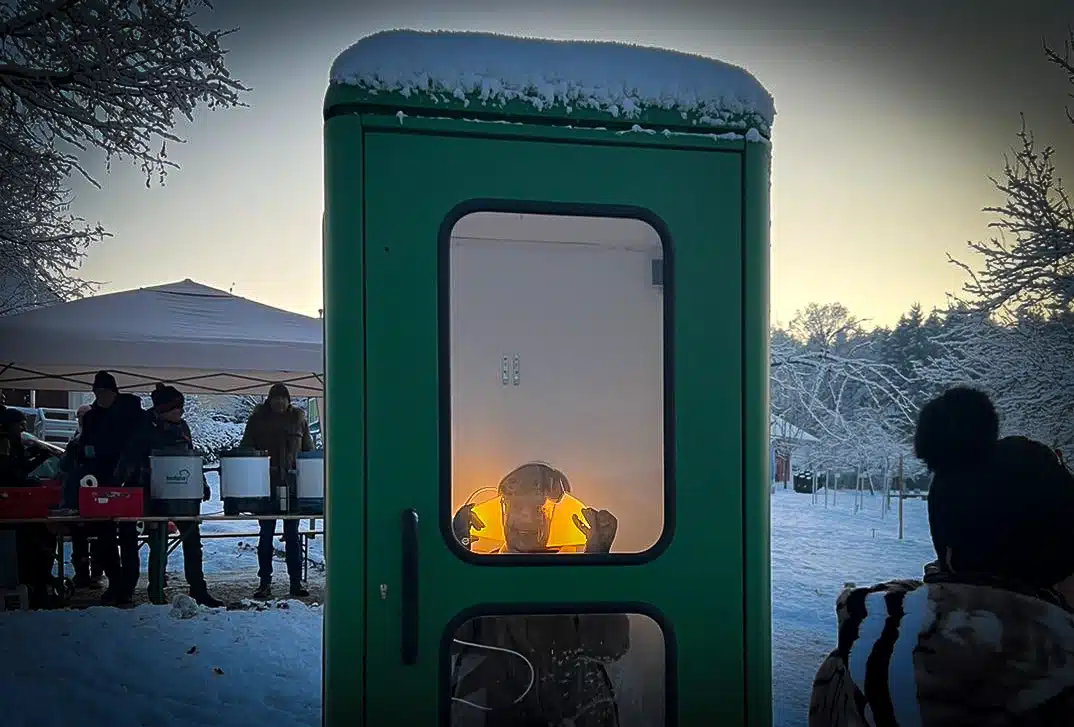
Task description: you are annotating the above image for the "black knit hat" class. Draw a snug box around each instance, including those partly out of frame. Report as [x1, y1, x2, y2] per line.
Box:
[92, 370, 119, 392]
[268, 383, 291, 402]
[151, 383, 184, 412]
[915, 386, 1074, 589]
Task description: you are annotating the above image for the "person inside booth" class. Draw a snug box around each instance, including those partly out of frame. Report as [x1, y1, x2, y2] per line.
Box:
[449, 463, 630, 727]
[451, 461, 619, 555]
[113, 383, 221, 608]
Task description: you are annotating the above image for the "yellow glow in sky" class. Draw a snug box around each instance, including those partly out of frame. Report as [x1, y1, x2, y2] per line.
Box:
[69, 3, 1072, 330]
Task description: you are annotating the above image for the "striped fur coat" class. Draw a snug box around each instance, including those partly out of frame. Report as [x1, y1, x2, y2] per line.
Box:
[808, 570, 1074, 727]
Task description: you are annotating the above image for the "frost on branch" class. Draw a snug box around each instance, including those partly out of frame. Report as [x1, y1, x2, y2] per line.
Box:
[770, 304, 918, 477]
[0, 0, 248, 314]
[917, 310, 1074, 452]
[925, 33, 1074, 450]
[1045, 27, 1074, 124]
[948, 122, 1074, 320]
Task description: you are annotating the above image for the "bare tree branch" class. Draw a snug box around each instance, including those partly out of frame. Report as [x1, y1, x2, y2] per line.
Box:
[0, 0, 248, 314]
[923, 30, 1074, 452]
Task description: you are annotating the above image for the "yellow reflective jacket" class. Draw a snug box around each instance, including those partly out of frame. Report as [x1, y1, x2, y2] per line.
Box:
[468, 493, 589, 554]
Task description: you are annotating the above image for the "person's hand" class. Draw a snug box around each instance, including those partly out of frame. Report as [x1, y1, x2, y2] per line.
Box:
[452, 503, 485, 549]
[573, 507, 617, 554]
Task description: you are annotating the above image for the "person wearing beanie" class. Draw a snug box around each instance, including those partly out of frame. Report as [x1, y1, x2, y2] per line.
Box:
[79, 370, 144, 484]
[77, 370, 145, 603]
[111, 383, 221, 608]
[808, 386, 1074, 726]
[239, 382, 314, 598]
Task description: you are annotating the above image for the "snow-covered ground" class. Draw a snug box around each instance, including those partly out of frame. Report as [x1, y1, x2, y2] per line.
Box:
[5, 483, 932, 727]
[770, 486, 933, 726]
[0, 597, 322, 727]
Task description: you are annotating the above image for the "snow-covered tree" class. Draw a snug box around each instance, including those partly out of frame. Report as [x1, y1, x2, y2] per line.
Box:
[921, 30, 1074, 448]
[772, 307, 916, 440]
[919, 310, 1074, 451]
[787, 302, 865, 351]
[949, 123, 1074, 319]
[771, 303, 919, 486]
[0, 0, 248, 314]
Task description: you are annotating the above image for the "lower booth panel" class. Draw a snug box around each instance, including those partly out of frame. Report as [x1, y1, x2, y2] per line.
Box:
[445, 611, 668, 727]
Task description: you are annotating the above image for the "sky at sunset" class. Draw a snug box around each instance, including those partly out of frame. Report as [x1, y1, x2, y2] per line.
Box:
[70, 0, 1072, 329]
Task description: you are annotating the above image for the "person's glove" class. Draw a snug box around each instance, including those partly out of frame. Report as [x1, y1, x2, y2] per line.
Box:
[451, 503, 485, 549]
[573, 507, 618, 554]
[203, 483, 211, 502]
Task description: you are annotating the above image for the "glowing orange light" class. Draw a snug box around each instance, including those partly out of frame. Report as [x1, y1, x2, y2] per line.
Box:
[468, 492, 590, 554]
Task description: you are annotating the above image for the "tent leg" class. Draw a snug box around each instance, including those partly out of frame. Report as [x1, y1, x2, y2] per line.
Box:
[148, 525, 168, 604]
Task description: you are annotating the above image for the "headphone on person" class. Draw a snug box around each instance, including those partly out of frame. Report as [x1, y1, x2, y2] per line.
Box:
[497, 461, 572, 503]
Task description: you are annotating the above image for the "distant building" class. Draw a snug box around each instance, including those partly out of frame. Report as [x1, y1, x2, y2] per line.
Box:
[770, 413, 819, 485]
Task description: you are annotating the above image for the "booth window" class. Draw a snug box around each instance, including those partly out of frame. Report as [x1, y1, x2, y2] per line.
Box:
[445, 210, 668, 557]
[446, 610, 667, 724]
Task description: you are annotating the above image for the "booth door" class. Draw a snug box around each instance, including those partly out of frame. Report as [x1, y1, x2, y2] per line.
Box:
[361, 126, 748, 727]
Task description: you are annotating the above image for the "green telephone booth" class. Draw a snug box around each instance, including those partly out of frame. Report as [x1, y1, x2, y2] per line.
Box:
[322, 30, 774, 727]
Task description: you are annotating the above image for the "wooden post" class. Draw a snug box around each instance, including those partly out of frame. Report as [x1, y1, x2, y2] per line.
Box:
[898, 454, 905, 541]
[880, 467, 887, 520]
[824, 470, 829, 508]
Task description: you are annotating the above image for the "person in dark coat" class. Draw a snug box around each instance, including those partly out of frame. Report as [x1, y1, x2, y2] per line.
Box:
[0, 406, 31, 483]
[112, 384, 222, 608]
[77, 371, 146, 602]
[0, 407, 58, 608]
[79, 371, 144, 482]
[239, 383, 314, 598]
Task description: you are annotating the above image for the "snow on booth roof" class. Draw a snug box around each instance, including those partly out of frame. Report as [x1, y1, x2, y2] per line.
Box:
[329, 30, 775, 136]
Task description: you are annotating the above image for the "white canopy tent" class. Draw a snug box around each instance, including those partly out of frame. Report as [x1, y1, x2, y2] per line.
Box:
[0, 280, 323, 396]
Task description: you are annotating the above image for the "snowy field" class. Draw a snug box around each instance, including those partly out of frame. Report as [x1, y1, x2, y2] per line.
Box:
[2, 484, 932, 727]
[770, 487, 933, 726]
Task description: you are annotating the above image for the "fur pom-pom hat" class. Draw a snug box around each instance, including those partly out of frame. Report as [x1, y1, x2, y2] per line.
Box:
[151, 383, 184, 413]
[914, 386, 1074, 589]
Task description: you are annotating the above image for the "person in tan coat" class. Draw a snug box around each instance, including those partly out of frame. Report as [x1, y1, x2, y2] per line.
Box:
[240, 383, 314, 598]
[808, 387, 1074, 727]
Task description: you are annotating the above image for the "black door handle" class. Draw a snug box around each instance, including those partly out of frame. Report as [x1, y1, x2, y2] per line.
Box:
[401, 508, 419, 665]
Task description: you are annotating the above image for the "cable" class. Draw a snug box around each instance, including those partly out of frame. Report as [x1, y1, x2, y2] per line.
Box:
[463, 487, 498, 506]
[449, 638, 535, 712]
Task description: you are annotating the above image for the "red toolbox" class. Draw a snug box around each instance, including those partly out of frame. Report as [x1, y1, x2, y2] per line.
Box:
[79, 486, 145, 518]
[0, 484, 62, 519]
